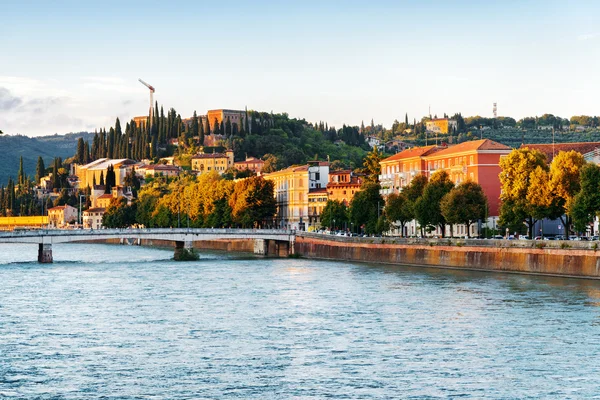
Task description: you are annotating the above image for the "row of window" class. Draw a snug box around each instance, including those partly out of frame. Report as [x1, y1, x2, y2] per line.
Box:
[384, 155, 476, 175]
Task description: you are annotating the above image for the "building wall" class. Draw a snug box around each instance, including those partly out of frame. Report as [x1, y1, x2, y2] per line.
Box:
[206, 110, 245, 132]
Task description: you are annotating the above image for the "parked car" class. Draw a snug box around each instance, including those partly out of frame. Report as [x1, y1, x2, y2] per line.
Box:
[493, 235, 504, 239]
[519, 235, 529, 240]
[556, 235, 566, 240]
[592, 236, 599, 241]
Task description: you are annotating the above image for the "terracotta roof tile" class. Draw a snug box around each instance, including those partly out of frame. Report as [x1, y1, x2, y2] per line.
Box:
[429, 139, 511, 157]
[381, 145, 441, 163]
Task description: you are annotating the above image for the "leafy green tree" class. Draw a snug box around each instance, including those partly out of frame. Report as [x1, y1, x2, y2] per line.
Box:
[349, 182, 384, 234]
[384, 192, 413, 237]
[320, 200, 348, 230]
[102, 197, 137, 228]
[569, 164, 600, 233]
[262, 154, 282, 173]
[229, 176, 276, 228]
[440, 181, 488, 237]
[414, 170, 454, 237]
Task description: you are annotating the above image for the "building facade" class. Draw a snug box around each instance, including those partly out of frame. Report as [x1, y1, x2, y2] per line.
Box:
[206, 109, 246, 133]
[263, 162, 329, 230]
[191, 150, 234, 174]
[425, 118, 458, 134]
[82, 207, 105, 230]
[379, 139, 512, 237]
[47, 205, 78, 228]
[234, 157, 265, 174]
[75, 158, 137, 190]
[326, 170, 363, 205]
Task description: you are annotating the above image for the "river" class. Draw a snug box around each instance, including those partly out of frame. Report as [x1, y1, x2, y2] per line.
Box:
[1, 243, 600, 398]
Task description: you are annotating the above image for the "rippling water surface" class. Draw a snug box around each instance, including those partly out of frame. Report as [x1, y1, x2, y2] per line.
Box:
[1, 243, 600, 398]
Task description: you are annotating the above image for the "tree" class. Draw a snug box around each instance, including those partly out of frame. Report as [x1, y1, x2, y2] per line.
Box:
[498, 148, 548, 237]
[17, 156, 25, 187]
[349, 182, 384, 234]
[440, 181, 488, 237]
[99, 171, 105, 187]
[262, 154, 282, 173]
[320, 200, 348, 230]
[76, 137, 85, 164]
[414, 170, 455, 237]
[384, 192, 413, 237]
[229, 176, 276, 228]
[35, 156, 45, 184]
[549, 150, 586, 232]
[102, 197, 137, 228]
[362, 147, 382, 184]
[569, 164, 600, 234]
[191, 110, 199, 143]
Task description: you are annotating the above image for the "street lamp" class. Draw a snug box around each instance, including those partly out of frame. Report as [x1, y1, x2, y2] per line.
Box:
[79, 194, 86, 227]
[333, 218, 336, 232]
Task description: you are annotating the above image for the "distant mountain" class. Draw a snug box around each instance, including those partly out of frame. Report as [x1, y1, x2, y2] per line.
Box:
[0, 132, 94, 186]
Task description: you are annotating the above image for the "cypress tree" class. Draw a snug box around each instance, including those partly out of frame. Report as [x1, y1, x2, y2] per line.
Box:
[225, 117, 232, 137]
[76, 137, 85, 164]
[83, 141, 90, 164]
[191, 110, 199, 141]
[244, 107, 250, 134]
[17, 156, 25, 187]
[99, 171, 105, 186]
[199, 116, 205, 146]
[35, 156, 45, 184]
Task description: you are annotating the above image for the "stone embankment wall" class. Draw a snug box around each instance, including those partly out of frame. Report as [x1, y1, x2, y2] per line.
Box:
[295, 233, 600, 279]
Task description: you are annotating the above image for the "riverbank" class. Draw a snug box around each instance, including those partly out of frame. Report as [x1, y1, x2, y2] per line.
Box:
[294, 233, 600, 280]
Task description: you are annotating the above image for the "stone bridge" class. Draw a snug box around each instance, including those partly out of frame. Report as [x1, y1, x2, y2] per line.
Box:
[0, 228, 296, 263]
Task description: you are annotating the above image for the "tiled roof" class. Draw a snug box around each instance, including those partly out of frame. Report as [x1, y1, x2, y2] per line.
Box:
[329, 169, 352, 175]
[521, 142, 600, 161]
[47, 206, 67, 211]
[429, 139, 511, 157]
[308, 188, 328, 194]
[192, 153, 228, 159]
[380, 145, 441, 163]
[84, 207, 106, 213]
[98, 194, 113, 199]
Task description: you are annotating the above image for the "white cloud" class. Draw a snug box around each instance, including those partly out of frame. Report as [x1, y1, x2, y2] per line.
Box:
[577, 33, 599, 41]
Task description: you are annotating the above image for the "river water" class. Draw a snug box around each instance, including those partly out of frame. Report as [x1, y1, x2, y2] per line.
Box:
[1, 243, 600, 398]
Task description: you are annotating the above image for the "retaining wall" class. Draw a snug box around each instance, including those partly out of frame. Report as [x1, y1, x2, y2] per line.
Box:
[295, 234, 600, 279]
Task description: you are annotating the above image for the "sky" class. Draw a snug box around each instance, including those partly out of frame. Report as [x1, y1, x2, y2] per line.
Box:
[1, 0, 599, 136]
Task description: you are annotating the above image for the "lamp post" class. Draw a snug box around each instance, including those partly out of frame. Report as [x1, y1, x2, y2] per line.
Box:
[333, 218, 336, 232]
[79, 194, 86, 227]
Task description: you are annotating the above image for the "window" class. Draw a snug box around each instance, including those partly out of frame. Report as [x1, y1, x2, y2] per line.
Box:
[315, 172, 320, 180]
[470, 155, 474, 165]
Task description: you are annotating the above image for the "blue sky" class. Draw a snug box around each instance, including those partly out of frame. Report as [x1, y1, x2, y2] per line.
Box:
[1, 0, 599, 136]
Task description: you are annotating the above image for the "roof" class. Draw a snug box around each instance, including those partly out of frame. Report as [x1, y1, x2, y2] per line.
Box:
[97, 194, 113, 199]
[235, 158, 265, 164]
[192, 153, 228, 159]
[521, 142, 600, 161]
[308, 188, 328, 194]
[81, 158, 137, 170]
[83, 207, 106, 214]
[429, 139, 511, 157]
[380, 145, 441, 163]
[48, 205, 75, 211]
[142, 164, 180, 171]
[329, 169, 352, 175]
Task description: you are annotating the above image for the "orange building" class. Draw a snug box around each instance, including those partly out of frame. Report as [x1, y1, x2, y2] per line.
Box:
[206, 109, 246, 133]
[379, 145, 442, 196]
[326, 170, 363, 205]
[234, 157, 265, 174]
[379, 139, 512, 217]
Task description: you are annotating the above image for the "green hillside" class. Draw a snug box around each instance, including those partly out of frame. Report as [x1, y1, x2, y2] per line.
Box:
[0, 132, 94, 185]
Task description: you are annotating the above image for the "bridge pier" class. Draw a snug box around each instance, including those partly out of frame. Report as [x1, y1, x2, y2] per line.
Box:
[253, 239, 269, 255]
[38, 243, 53, 263]
[174, 241, 197, 261]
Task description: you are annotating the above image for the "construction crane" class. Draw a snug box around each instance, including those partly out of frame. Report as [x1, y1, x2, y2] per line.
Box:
[138, 78, 155, 129]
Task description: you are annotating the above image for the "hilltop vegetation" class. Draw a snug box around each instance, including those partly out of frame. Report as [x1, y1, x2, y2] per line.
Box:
[0, 132, 94, 185]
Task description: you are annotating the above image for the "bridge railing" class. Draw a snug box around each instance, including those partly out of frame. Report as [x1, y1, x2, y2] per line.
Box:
[0, 227, 296, 239]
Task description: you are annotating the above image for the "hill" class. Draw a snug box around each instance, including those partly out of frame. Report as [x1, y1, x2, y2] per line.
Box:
[0, 132, 94, 185]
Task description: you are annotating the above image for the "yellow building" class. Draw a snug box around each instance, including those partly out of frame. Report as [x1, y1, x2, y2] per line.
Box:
[262, 161, 329, 230]
[425, 118, 458, 134]
[0, 216, 49, 231]
[191, 150, 234, 174]
[75, 158, 137, 189]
